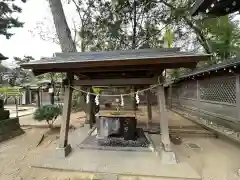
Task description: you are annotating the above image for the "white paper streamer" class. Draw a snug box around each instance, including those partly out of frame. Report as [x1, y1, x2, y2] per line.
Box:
[135, 91, 140, 104]
[86, 92, 90, 104]
[48, 88, 54, 93]
[95, 94, 99, 105]
[120, 94, 124, 106]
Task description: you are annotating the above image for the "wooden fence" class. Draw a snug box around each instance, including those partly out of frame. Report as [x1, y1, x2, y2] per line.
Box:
[165, 62, 240, 131]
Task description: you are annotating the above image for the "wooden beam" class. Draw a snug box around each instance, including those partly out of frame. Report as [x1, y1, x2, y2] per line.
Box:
[31, 62, 197, 76]
[72, 78, 155, 86]
[74, 65, 157, 73]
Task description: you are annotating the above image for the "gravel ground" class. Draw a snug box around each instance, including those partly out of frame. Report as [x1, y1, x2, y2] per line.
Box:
[19, 111, 86, 127]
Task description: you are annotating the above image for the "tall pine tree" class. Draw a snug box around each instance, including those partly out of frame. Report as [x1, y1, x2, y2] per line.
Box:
[0, 0, 26, 39]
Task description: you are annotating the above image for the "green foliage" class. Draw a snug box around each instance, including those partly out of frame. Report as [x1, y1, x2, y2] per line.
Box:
[164, 28, 174, 48]
[92, 87, 103, 94]
[72, 90, 84, 111]
[33, 104, 62, 128]
[0, 87, 22, 97]
[47, 0, 240, 64]
[0, 0, 26, 39]
[38, 0, 240, 80]
[71, 0, 166, 51]
[200, 16, 240, 60]
[13, 56, 34, 65]
[168, 68, 191, 79]
[6, 56, 34, 86]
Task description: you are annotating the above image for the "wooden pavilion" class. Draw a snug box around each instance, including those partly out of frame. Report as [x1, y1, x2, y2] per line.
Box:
[21, 48, 210, 157]
[191, 0, 240, 16]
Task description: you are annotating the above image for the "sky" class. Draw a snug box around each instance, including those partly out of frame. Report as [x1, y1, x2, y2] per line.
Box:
[0, 0, 77, 68]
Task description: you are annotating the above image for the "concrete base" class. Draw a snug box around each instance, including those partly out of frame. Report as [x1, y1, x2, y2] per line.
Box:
[162, 142, 172, 152]
[56, 144, 72, 158]
[32, 127, 200, 180]
[160, 151, 178, 164]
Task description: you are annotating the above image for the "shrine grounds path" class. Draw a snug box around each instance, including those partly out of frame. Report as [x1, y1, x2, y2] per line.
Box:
[1, 107, 240, 180]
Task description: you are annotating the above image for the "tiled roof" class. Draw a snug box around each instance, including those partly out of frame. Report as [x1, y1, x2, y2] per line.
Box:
[23, 48, 209, 66]
[179, 58, 240, 79]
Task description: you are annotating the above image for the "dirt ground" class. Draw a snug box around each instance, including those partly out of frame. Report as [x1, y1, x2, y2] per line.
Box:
[1, 109, 240, 180]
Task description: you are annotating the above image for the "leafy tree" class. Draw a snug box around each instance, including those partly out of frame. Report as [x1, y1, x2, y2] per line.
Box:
[33, 104, 63, 128]
[0, 62, 10, 85]
[156, 0, 212, 53]
[6, 56, 34, 86]
[37, 0, 240, 79]
[199, 16, 240, 61]
[0, 0, 26, 39]
[37, 72, 65, 105]
[164, 28, 174, 48]
[158, 1, 240, 60]
[70, 0, 167, 51]
[1, 56, 34, 104]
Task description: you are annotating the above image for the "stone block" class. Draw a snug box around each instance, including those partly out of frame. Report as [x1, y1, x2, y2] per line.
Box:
[56, 144, 72, 158]
[0, 117, 24, 142]
[0, 109, 10, 121]
[0, 99, 4, 109]
[160, 151, 177, 164]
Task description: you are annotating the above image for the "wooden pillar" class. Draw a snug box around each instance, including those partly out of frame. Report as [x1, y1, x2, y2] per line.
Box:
[41, 89, 44, 105]
[196, 79, 200, 120]
[84, 87, 90, 124]
[236, 74, 240, 120]
[146, 90, 152, 128]
[88, 87, 96, 129]
[168, 85, 172, 109]
[131, 86, 137, 110]
[37, 88, 41, 108]
[15, 97, 18, 118]
[157, 85, 171, 152]
[29, 90, 32, 104]
[57, 73, 73, 157]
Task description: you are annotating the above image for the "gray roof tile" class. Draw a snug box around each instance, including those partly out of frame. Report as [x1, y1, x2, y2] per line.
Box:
[24, 48, 210, 65]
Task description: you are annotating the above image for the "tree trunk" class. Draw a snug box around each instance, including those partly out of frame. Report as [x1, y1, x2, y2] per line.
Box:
[48, 0, 77, 52]
[48, 0, 89, 121]
[50, 73, 55, 105]
[132, 0, 137, 50]
[48, 0, 75, 105]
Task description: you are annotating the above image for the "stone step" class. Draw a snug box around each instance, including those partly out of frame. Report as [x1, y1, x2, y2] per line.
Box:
[147, 129, 214, 135]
